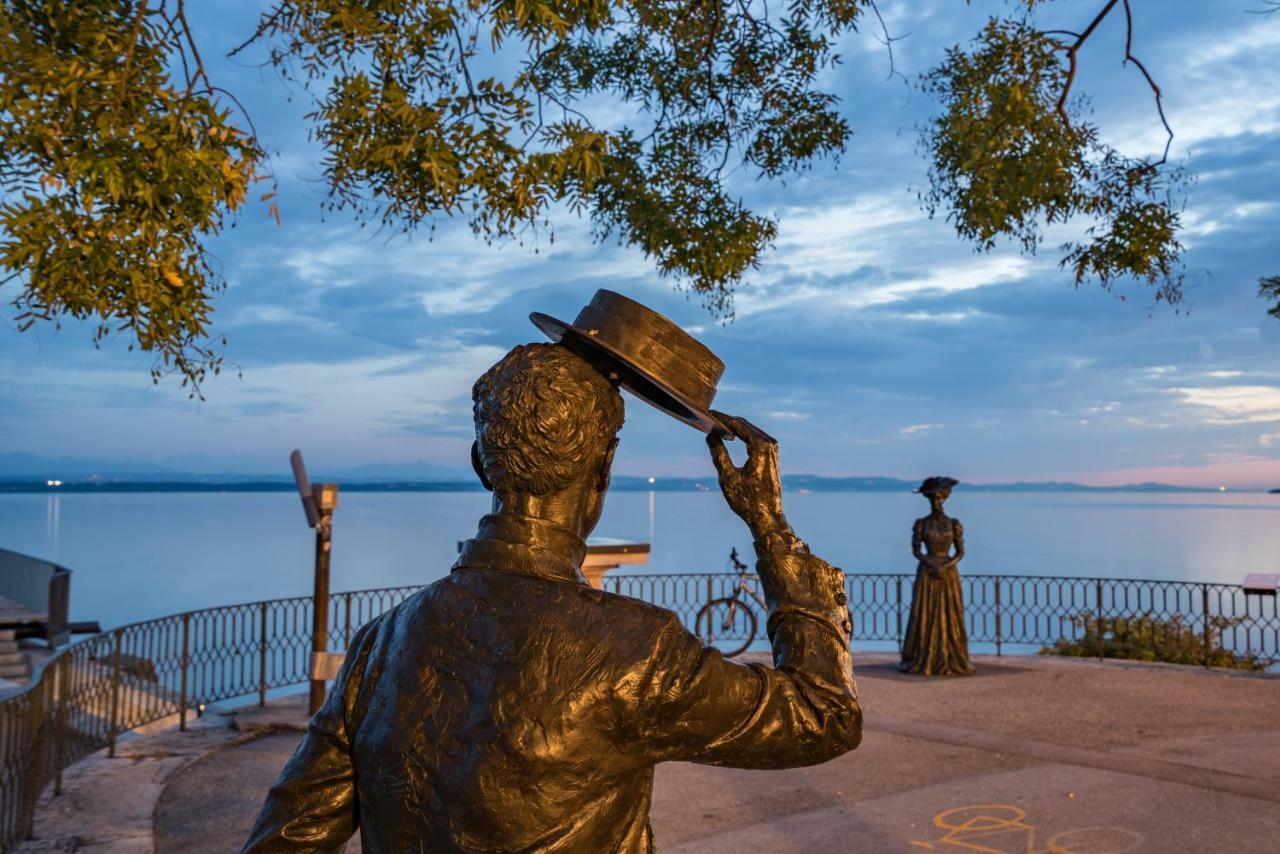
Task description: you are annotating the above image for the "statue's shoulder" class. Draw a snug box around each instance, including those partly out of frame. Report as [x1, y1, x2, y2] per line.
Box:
[595, 586, 685, 625]
[592, 588, 696, 643]
[555, 588, 692, 670]
[951, 517, 964, 532]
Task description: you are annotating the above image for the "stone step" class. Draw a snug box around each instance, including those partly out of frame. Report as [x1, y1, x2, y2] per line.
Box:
[0, 651, 23, 666]
[0, 629, 15, 642]
[0, 664, 28, 679]
[0, 641, 19, 655]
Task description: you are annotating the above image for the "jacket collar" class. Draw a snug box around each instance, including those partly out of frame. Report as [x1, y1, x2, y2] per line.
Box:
[453, 513, 588, 584]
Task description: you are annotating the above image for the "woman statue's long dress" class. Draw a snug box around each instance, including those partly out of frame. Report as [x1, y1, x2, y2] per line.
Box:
[900, 477, 974, 676]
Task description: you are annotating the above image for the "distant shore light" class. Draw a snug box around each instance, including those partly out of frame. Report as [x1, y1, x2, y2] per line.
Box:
[46, 479, 62, 487]
[648, 477, 656, 484]
[1218, 485, 1227, 492]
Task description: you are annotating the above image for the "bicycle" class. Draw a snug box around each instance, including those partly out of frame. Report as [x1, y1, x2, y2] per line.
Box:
[694, 548, 767, 657]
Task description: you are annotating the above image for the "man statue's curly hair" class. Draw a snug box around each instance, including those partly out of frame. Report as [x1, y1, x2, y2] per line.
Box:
[473, 343, 625, 495]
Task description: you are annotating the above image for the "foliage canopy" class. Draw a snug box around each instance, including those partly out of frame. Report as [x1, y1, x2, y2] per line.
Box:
[0, 0, 1244, 392]
[0, 0, 264, 388]
[920, 14, 1188, 306]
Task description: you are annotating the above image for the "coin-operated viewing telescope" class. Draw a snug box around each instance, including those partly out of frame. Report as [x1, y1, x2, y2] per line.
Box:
[290, 449, 342, 715]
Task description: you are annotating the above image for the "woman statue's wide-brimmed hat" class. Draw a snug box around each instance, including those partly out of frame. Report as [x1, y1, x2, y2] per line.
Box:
[530, 289, 729, 436]
[914, 476, 959, 495]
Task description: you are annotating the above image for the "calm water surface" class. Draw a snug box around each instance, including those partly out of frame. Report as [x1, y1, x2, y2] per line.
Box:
[2, 490, 1278, 630]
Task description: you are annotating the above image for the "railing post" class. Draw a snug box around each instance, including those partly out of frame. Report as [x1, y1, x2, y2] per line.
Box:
[21, 667, 46, 840]
[895, 576, 904, 652]
[1202, 583, 1211, 669]
[179, 613, 190, 731]
[108, 629, 122, 758]
[994, 579, 1003, 657]
[706, 576, 714, 610]
[343, 594, 352, 648]
[54, 656, 68, 796]
[1095, 579, 1105, 661]
[259, 602, 269, 707]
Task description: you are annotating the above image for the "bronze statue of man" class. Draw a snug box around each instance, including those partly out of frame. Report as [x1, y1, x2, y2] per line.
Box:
[243, 290, 861, 852]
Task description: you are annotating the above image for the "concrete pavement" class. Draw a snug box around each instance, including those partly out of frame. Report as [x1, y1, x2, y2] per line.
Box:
[22, 653, 1280, 853]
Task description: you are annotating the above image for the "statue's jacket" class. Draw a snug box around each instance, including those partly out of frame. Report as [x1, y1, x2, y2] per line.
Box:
[243, 514, 861, 853]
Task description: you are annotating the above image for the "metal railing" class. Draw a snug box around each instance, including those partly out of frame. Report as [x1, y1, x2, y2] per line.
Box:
[0, 585, 422, 850]
[604, 571, 1280, 664]
[1, 571, 1277, 849]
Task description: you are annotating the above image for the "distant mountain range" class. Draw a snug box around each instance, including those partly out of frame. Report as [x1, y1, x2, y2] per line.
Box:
[4, 452, 1265, 493]
[0, 463, 1237, 494]
[616, 476, 1225, 493]
[0, 452, 470, 484]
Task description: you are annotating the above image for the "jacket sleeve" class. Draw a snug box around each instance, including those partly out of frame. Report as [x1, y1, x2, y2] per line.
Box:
[628, 546, 861, 768]
[241, 620, 378, 853]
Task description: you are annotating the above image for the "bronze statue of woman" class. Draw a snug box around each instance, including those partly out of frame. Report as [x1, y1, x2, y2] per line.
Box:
[900, 476, 974, 676]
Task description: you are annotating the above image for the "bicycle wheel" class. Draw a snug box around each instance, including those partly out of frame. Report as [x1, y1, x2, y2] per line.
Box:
[695, 597, 758, 657]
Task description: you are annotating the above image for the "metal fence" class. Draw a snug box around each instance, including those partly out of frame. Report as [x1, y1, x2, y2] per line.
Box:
[0, 585, 422, 850]
[604, 572, 1280, 663]
[0, 571, 1277, 849]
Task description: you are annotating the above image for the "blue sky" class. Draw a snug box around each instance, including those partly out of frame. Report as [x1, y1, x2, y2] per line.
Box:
[2, 1, 1279, 487]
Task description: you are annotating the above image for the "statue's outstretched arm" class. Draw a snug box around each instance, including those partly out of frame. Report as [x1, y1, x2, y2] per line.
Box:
[242, 622, 376, 852]
[628, 544, 860, 769]
[623, 413, 860, 769]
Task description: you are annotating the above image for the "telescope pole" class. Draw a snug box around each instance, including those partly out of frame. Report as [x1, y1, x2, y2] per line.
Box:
[309, 486, 338, 715]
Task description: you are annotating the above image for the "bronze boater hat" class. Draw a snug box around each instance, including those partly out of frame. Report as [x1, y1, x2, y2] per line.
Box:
[530, 289, 729, 436]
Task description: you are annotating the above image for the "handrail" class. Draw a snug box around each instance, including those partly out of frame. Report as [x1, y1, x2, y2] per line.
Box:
[603, 571, 1280, 664]
[0, 584, 423, 850]
[0, 572, 1277, 850]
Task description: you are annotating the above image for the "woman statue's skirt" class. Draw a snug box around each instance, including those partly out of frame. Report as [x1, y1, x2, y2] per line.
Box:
[900, 563, 975, 676]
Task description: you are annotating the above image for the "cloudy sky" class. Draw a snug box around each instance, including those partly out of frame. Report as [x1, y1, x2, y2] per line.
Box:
[2, 1, 1278, 487]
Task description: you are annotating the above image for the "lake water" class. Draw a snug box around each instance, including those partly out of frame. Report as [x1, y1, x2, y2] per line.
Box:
[2, 490, 1278, 631]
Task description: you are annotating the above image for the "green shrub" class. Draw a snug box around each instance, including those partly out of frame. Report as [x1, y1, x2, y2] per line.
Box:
[1039, 612, 1267, 671]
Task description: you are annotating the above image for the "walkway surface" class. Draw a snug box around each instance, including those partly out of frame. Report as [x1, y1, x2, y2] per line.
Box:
[20, 652, 1280, 853]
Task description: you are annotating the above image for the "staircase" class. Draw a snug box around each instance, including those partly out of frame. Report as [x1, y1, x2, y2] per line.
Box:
[0, 630, 28, 682]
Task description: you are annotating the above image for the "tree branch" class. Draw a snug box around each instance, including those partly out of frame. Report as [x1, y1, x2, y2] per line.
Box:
[450, 19, 479, 106]
[173, 0, 211, 93]
[1048, 0, 1172, 164]
[227, 5, 287, 58]
[152, 3, 194, 94]
[1121, 0, 1173, 165]
[867, 0, 909, 84]
[120, 1, 150, 80]
[1055, 0, 1122, 126]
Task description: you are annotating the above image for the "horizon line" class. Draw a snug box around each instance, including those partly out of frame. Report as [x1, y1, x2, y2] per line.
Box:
[0, 475, 1272, 495]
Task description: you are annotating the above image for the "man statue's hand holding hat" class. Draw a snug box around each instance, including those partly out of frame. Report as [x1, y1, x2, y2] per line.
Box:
[533, 289, 852, 642]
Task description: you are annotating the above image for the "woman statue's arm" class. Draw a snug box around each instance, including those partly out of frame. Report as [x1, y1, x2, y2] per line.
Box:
[911, 519, 927, 565]
[948, 519, 965, 570]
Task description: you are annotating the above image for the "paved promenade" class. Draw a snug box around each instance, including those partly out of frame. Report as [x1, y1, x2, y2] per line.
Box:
[21, 653, 1280, 853]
